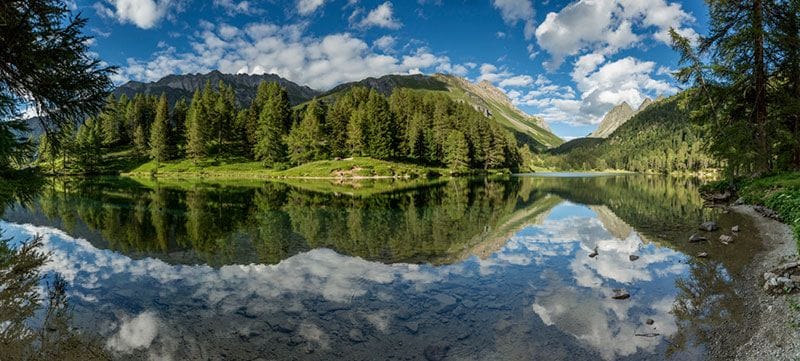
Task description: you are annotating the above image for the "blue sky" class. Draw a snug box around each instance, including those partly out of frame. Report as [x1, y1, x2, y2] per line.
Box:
[72, 0, 709, 139]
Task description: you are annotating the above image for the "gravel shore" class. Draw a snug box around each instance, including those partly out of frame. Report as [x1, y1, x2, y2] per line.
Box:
[725, 205, 800, 361]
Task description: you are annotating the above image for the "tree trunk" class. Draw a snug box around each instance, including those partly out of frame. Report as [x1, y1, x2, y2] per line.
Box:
[753, 0, 771, 172]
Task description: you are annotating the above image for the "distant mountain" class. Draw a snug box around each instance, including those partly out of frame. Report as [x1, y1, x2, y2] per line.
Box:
[548, 93, 715, 173]
[318, 73, 563, 150]
[590, 101, 637, 138]
[114, 70, 321, 106]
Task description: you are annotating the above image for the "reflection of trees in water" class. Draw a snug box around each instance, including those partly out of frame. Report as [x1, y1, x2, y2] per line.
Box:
[0, 234, 108, 360]
[667, 260, 745, 357]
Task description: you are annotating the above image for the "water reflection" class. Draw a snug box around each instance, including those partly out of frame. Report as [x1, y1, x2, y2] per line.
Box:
[0, 175, 742, 360]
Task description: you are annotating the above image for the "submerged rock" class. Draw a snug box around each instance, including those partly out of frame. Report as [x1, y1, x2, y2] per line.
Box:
[697, 252, 709, 258]
[629, 255, 640, 261]
[611, 289, 630, 300]
[424, 343, 450, 361]
[732, 225, 740, 232]
[348, 328, 365, 343]
[699, 221, 719, 232]
[588, 246, 598, 258]
[646, 319, 655, 325]
[719, 235, 733, 244]
[689, 234, 708, 243]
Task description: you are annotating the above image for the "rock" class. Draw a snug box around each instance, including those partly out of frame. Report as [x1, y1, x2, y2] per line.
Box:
[423, 343, 450, 361]
[589, 246, 598, 258]
[711, 191, 731, 201]
[629, 255, 640, 261]
[646, 319, 655, 325]
[689, 234, 708, 243]
[732, 225, 740, 232]
[719, 235, 733, 244]
[791, 275, 800, 284]
[611, 289, 630, 300]
[434, 294, 457, 314]
[405, 322, 419, 334]
[754, 205, 780, 220]
[764, 272, 777, 281]
[699, 221, 719, 232]
[348, 328, 365, 343]
[734, 197, 745, 205]
[697, 252, 709, 258]
[778, 261, 800, 271]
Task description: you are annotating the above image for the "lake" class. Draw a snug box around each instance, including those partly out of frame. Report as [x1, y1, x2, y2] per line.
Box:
[0, 174, 759, 360]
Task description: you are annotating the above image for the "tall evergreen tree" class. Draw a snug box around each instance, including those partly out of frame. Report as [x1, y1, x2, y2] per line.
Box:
[254, 83, 290, 166]
[185, 90, 207, 161]
[363, 90, 395, 159]
[149, 94, 170, 163]
[170, 97, 189, 154]
[444, 131, 470, 172]
[286, 100, 329, 164]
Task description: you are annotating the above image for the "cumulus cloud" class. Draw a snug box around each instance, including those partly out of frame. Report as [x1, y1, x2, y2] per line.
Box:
[297, 0, 326, 15]
[116, 21, 464, 90]
[358, 2, 402, 29]
[534, 0, 697, 71]
[95, 0, 172, 29]
[213, 0, 259, 15]
[106, 312, 160, 352]
[491, 0, 536, 40]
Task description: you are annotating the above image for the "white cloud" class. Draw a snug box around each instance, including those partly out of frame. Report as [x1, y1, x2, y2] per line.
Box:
[297, 0, 326, 15]
[116, 21, 457, 90]
[214, 0, 259, 15]
[373, 35, 396, 52]
[358, 2, 402, 29]
[96, 0, 172, 29]
[106, 312, 160, 352]
[534, 0, 697, 71]
[491, 0, 536, 40]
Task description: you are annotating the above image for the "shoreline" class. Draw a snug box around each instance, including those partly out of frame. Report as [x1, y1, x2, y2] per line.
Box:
[718, 205, 800, 360]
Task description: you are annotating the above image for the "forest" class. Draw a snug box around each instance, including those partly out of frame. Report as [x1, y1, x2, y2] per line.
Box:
[34, 82, 525, 174]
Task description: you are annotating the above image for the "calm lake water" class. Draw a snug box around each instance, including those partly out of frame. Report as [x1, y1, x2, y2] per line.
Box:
[0, 175, 756, 360]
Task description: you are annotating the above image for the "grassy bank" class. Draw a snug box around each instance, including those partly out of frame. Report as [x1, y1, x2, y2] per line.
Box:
[737, 173, 800, 244]
[123, 157, 456, 179]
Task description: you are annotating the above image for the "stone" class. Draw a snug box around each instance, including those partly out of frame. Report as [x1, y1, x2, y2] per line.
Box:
[699, 221, 719, 232]
[711, 191, 731, 201]
[719, 235, 733, 244]
[764, 272, 777, 281]
[405, 322, 419, 334]
[629, 255, 640, 261]
[697, 252, 709, 258]
[689, 234, 707, 243]
[434, 294, 458, 314]
[791, 275, 800, 284]
[734, 197, 745, 205]
[646, 319, 655, 325]
[778, 261, 800, 271]
[611, 289, 630, 300]
[589, 246, 598, 258]
[732, 225, 740, 232]
[423, 343, 450, 361]
[348, 328, 365, 343]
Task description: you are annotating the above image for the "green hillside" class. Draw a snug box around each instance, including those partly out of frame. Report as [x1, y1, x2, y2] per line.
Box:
[315, 74, 563, 151]
[543, 92, 718, 173]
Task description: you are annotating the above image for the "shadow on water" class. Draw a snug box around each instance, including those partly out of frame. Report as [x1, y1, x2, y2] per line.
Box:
[0, 174, 765, 360]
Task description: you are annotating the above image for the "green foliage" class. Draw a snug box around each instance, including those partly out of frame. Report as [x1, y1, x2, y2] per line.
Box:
[149, 94, 170, 162]
[254, 83, 290, 165]
[286, 100, 329, 164]
[185, 90, 207, 160]
[74, 118, 103, 172]
[444, 131, 470, 172]
[0, 0, 115, 156]
[740, 173, 800, 243]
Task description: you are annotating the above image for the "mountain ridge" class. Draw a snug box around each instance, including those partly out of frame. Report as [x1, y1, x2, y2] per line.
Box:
[590, 98, 653, 138]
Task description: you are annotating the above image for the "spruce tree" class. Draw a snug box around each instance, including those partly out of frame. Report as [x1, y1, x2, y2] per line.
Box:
[444, 131, 470, 172]
[286, 100, 329, 164]
[363, 90, 395, 159]
[254, 83, 290, 166]
[185, 90, 207, 161]
[149, 94, 170, 163]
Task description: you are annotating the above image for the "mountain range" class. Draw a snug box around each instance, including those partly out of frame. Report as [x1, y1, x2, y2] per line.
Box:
[114, 71, 563, 151]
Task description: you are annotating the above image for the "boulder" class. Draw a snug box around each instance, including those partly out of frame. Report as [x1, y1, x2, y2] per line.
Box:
[629, 255, 640, 261]
[589, 246, 598, 258]
[719, 235, 733, 244]
[689, 234, 708, 243]
[645, 319, 655, 325]
[699, 221, 719, 232]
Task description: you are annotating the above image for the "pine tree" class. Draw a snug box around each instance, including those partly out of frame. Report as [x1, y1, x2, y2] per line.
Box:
[286, 100, 329, 164]
[185, 90, 207, 161]
[347, 108, 367, 156]
[363, 90, 395, 159]
[444, 131, 470, 172]
[149, 94, 170, 164]
[74, 118, 103, 172]
[254, 83, 290, 166]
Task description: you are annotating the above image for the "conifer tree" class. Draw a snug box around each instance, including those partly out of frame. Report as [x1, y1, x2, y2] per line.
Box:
[444, 131, 470, 171]
[254, 83, 290, 166]
[149, 94, 170, 164]
[185, 90, 207, 161]
[363, 90, 395, 159]
[286, 100, 329, 164]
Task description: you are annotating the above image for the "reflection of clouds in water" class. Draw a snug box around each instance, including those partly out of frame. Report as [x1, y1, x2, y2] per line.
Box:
[105, 311, 160, 352]
[0, 201, 690, 360]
